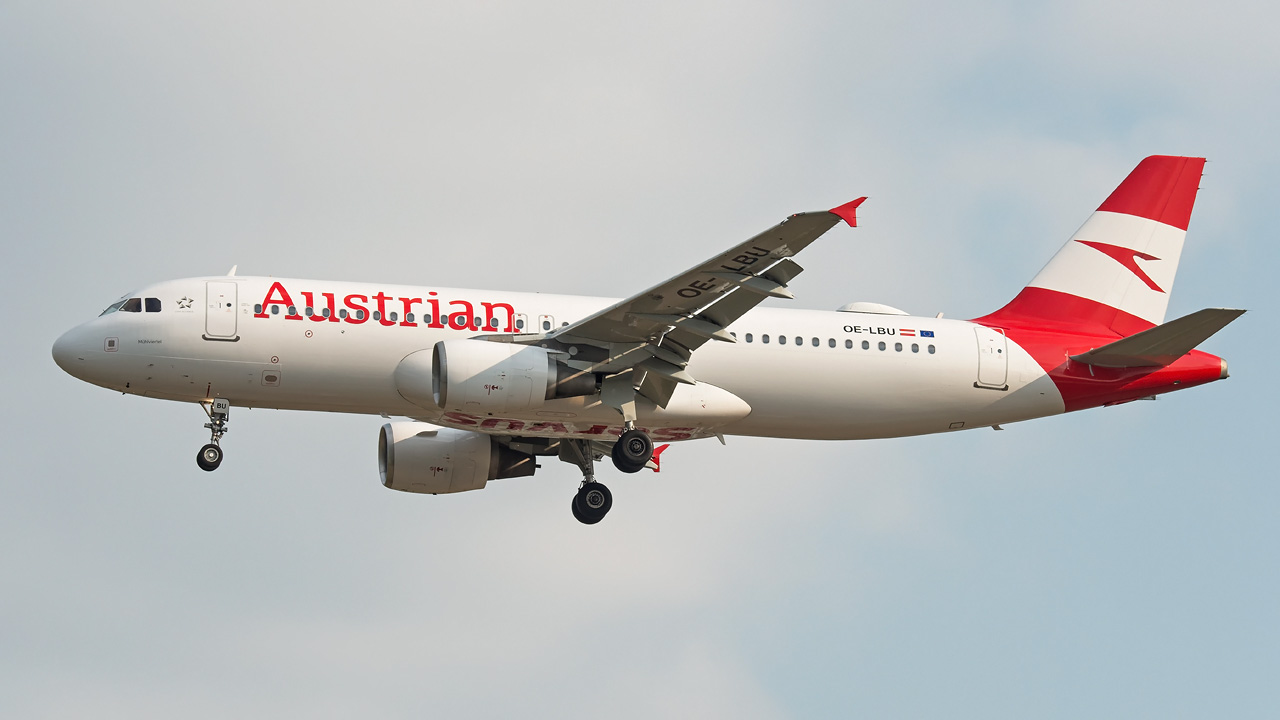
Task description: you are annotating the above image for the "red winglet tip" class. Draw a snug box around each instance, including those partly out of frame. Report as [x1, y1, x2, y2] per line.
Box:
[829, 197, 868, 227]
[649, 444, 670, 472]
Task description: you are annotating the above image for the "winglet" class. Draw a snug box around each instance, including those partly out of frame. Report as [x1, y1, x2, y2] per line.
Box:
[829, 197, 868, 227]
[646, 443, 670, 472]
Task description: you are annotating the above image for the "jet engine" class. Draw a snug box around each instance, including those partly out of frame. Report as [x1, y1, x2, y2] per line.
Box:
[427, 339, 598, 413]
[378, 422, 536, 495]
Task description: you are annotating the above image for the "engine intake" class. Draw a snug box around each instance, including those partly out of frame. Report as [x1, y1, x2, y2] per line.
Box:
[379, 422, 535, 495]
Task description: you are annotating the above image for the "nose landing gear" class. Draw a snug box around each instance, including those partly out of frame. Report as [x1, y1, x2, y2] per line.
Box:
[196, 398, 230, 472]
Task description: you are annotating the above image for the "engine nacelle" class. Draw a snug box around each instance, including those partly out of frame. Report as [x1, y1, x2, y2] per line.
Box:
[378, 422, 535, 495]
[428, 339, 597, 413]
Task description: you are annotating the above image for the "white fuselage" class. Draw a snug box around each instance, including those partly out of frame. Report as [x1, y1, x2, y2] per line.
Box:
[53, 276, 1066, 442]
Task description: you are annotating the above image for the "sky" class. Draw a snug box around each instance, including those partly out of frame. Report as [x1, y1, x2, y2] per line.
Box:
[2, 1, 1277, 717]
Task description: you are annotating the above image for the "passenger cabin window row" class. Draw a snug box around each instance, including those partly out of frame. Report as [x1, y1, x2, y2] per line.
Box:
[740, 332, 935, 355]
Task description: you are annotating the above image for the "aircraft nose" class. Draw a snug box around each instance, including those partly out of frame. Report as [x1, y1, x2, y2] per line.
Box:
[52, 326, 90, 376]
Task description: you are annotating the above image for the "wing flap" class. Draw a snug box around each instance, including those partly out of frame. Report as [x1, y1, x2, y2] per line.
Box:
[1070, 307, 1245, 368]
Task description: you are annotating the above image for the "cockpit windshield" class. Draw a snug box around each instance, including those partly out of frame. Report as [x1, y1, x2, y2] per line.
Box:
[99, 296, 162, 316]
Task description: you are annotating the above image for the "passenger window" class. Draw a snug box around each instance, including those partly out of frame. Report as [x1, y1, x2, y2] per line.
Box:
[323, 308, 331, 318]
[373, 311, 381, 321]
[912, 343, 919, 353]
[745, 333, 753, 343]
[762, 334, 770, 344]
[305, 307, 314, 316]
[424, 314, 433, 325]
[515, 318, 524, 330]
[928, 344, 936, 354]
[271, 305, 280, 315]
[390, 312, 398, 322]
[811, 337, 819, 347]
[144, 298, 161, 312]
[878, 341, 886, 351]
[542, 320, 551, 331]
[121, 298, 142, 312]
[288, 305, 297, 316]
[356, 309, 365, 320]
[895, 342, 903, 352]
[845, 339, 853, 349]
[795, 336, 803, 346]
[406, 312, 414, 323]
[828, 338, 835, 348]
[862, 340, 870, 350]
[254, 303, 263, 314]
[779, 335, 787, 345]
[339, 309, 348, 319]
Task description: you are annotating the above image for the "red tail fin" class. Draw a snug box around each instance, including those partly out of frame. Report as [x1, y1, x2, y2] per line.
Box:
[978, 156, 1205, 336]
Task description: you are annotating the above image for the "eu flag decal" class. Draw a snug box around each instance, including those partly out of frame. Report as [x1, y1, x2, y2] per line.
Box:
[919, 330, 935, 338]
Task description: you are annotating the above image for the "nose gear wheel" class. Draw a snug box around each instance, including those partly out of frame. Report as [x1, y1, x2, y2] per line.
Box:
[196, 443, 223, 471]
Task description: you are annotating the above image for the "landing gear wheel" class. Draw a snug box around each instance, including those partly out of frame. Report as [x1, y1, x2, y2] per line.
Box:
[196, 443, 223, 472]
[573, 482, 612, 524]
[571, 496, 595, 524]
[611, 429, 653, 473]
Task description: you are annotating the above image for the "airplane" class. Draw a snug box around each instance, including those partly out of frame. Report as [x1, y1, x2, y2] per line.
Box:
[51, 155, 1244, 524]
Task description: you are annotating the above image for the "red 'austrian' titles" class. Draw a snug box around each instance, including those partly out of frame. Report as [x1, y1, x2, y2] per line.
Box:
[252, 281, 518, 332]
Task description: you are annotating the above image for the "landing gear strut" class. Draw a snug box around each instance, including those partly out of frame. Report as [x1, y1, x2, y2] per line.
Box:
[197, 398, 230, 472]
[561, 438, 612, 525]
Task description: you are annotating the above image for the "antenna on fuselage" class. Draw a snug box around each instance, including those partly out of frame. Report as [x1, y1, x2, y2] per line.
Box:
[226, 265, 238, 277]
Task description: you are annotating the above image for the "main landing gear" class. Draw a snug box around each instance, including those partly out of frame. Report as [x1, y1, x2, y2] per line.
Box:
[560, 426, 655, 525]
[611, 428, 654, 474]
[196, 398, 230, 472]
[572, 482, 613, 525]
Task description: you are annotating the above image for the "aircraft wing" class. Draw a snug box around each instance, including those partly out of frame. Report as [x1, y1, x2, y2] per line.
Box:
[506, 198, 866, 410]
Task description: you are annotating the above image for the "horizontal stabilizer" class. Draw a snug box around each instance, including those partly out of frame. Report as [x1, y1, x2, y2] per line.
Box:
[1071, 308, 1245, 368]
